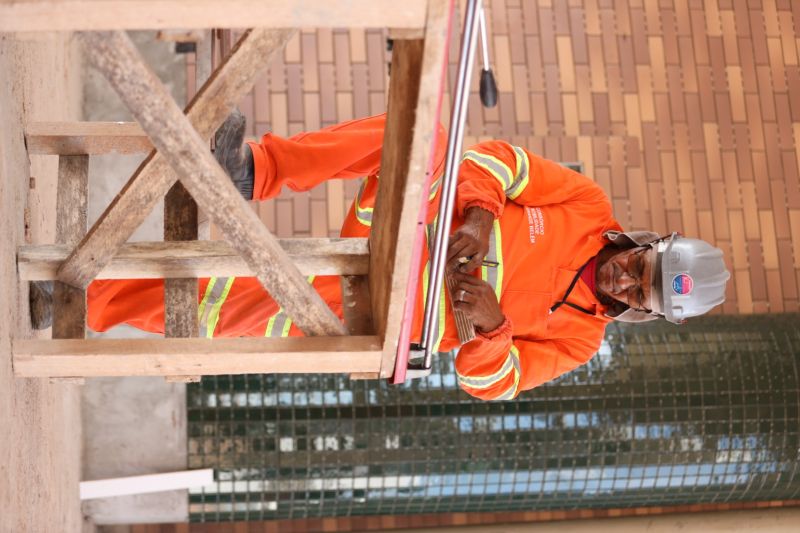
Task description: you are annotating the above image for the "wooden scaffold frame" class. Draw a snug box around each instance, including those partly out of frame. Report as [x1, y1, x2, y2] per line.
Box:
[10, 0, 454, 381]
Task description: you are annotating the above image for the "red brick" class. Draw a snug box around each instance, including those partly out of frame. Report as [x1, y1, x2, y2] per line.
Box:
[539, 7, 557, 64]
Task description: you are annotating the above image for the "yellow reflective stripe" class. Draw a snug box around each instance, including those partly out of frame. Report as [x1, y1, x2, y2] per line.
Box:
[480, 219, 504, 300]
[205, 277, 235, 338]
[428, 176, 442, 200]
[457, 354, 514, 389]
[264, 314, 279, 337]
[263, 276, 316, 337]
[493, 220, 503, 300]
[506, 146, 530, 200]
[421, 220, 446, 352]
[462, 150, 513, 189]
[494, 346, 521, 400]
[435, 275, 446, 352]
[354, 178, 373, 226]
[458, 345, 520, 393]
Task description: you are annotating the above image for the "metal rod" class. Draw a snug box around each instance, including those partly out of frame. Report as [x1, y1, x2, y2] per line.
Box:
[419, 0, 482, 367]
[479, 7, 490, 71]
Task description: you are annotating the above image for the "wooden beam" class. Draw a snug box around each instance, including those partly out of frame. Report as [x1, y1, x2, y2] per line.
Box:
[164, 183, 198, 338]
[13, 336, 383, 377]
[19, 239, 369, 280]
[341, 275, 374, 336]
[369, 0, 451, 377]
[51, 155, 89, 385]
[1, 1, 426, 32]
[163, 28, 215, 384]
[25, 122, 151, 155]
[81, 31, 345, 336]
[57, 28, 295, 290]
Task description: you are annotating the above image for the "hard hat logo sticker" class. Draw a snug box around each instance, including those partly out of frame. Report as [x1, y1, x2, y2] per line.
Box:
[672, 273, 694, 295]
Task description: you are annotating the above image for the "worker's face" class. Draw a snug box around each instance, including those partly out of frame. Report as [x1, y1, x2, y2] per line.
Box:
[596, 246, 653, 311]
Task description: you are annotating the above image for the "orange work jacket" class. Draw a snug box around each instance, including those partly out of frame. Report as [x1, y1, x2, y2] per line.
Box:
[88, 115, 621, 401]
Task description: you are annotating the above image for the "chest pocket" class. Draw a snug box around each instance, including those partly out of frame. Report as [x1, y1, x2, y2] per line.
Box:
[500, 290, 552, 339]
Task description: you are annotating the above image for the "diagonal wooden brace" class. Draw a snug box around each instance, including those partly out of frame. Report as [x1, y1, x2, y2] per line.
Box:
[57, 28, 295, 290]
[79, 31, 346, 337]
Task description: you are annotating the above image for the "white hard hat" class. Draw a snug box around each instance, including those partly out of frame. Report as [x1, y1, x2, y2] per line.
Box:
[604, 231, 730, 324]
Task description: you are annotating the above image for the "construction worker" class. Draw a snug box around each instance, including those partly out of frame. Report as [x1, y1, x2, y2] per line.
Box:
[31, 112, 730, 401]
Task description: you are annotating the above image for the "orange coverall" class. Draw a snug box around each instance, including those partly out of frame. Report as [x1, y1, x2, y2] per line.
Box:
[88, 113, 622, 400]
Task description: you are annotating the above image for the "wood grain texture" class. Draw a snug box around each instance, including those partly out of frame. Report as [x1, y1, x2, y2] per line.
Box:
[1, 0, 427, 32]
[58, 28, 295, 290]
[368, 38, 424, 346]
[369, 0, 451, 377]
[341, 275, 374, 336]
[80, 30, 345, 336]
[13, 336, 382, 377]
[19, 239, 369, 280]
[164, 182, 198, 338]
[25, 122, 151, 155]
[52, 155, 88, 342]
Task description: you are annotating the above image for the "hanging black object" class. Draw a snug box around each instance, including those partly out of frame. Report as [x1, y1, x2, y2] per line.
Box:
[479, 68, 497, 108]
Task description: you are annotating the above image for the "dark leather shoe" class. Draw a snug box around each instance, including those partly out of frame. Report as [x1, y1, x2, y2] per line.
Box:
[29, 281, 53, 330]
[214, 108, 255, 200]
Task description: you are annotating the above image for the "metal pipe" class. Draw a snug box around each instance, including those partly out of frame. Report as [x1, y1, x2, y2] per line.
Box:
[479, 7, 490, 71]
[419, 0, 482, 367]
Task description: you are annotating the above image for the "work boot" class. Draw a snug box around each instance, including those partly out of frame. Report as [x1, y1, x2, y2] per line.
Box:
[29, 280, 54, 330]
[214, 108, 255, 200]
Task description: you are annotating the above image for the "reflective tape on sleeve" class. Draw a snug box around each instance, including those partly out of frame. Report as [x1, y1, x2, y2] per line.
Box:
[462, 150, 514, 190]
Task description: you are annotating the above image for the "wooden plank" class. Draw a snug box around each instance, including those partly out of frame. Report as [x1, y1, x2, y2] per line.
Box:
[19, 239, 369, 280]
[369, 38, 424, 361]
[195, 29, 213, 243]
[80, 469, 214, 500]
[57, 28, 295, 290]
[25, 122, 151, 155]
[52, 156, 88, 340]
[13, 336, 383, 377]
[164, 29, 214, 384]
[369, 0, 451, 377]
[1, 1, 427, 32]
[52, 155, 89, 385]
[81, 31, 345, 336]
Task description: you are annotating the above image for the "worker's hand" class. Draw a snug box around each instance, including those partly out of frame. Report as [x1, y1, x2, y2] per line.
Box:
[451, 272, 505, 333]
[446, 207, 494, 273]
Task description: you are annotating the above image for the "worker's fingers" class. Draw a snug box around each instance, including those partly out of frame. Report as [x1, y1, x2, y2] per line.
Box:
[447, 242, 473, 268]
[452, 300, 473, 314]
[446, 234, 469, 261]
[462, 254, 484, 272]
[452, 272, 487, 287]
[452, 288, 477, 303]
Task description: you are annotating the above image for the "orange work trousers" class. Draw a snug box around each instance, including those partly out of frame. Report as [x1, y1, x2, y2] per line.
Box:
[87, 114, 447, 338]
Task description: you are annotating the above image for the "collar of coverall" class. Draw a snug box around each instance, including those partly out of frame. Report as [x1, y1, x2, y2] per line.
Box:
[601, 230, 663, 323]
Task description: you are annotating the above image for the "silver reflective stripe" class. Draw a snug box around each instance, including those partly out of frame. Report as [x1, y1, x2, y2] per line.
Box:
[506, 146, 530, 199]
[481, 220, 503, 299]
[457, 352, 515, 389]
[265, 310, 292, 338]
[264, 276, 316, 337]
[493, 346, 521, 400]
[462, 150, 513, 189]
[354, 178, 373, 226]
[198, 277, 230, 338]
